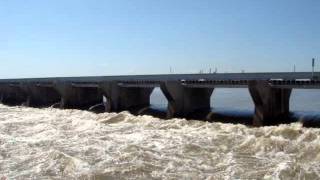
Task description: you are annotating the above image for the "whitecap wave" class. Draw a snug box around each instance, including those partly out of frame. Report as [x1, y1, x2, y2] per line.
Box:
[0, 104, 320, 179]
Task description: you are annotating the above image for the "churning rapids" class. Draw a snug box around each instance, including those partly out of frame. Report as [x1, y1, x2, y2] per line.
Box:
[1, 104, 320, 180]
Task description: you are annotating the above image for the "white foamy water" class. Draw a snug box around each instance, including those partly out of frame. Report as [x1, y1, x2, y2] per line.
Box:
[1, 104, 320, 180]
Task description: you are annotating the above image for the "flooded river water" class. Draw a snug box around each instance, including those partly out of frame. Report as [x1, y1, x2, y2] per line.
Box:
[1, 104, 320, 179]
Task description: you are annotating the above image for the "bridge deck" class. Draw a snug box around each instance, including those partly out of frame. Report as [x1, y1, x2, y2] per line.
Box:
[0, 72, 319, 83]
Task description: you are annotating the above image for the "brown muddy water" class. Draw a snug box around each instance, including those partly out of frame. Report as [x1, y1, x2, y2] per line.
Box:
[1, 104, 320, 180]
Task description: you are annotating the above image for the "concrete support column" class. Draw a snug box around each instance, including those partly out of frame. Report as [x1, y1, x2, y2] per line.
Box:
[160, 81, 214, 118]
[21, 84, 61, 107]
[0, 85, 6, 103]
[0, 84, 27, 106]
[249, 81, 292, 126]
[99, 82, 154, 112]
[54, 83, 102, 109]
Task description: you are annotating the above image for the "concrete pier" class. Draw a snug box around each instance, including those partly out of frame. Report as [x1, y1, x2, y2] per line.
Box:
[161, 81, 214, 118]
[55, 83, 102, 109]
[100, 82, 154, 112]
[22, 84, 61, 107]
[249, 81, 292, 126]
[0, 84, 27, 106]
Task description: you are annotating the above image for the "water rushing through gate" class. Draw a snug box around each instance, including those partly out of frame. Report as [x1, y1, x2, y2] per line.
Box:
[1, 104, 320, 179]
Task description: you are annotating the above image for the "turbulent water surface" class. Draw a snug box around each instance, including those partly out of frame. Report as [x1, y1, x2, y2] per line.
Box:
[1, 104, 320, 180]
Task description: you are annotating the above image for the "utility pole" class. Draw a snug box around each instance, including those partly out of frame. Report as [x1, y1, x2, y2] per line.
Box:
[293, 64, 296, 72]
[312, 58, 315, 78]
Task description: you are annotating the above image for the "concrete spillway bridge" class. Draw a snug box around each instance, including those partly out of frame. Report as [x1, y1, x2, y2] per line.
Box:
[0, 72, 319, 126]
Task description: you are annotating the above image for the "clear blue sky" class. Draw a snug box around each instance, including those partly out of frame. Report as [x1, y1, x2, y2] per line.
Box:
[0, 0, 319, 78]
